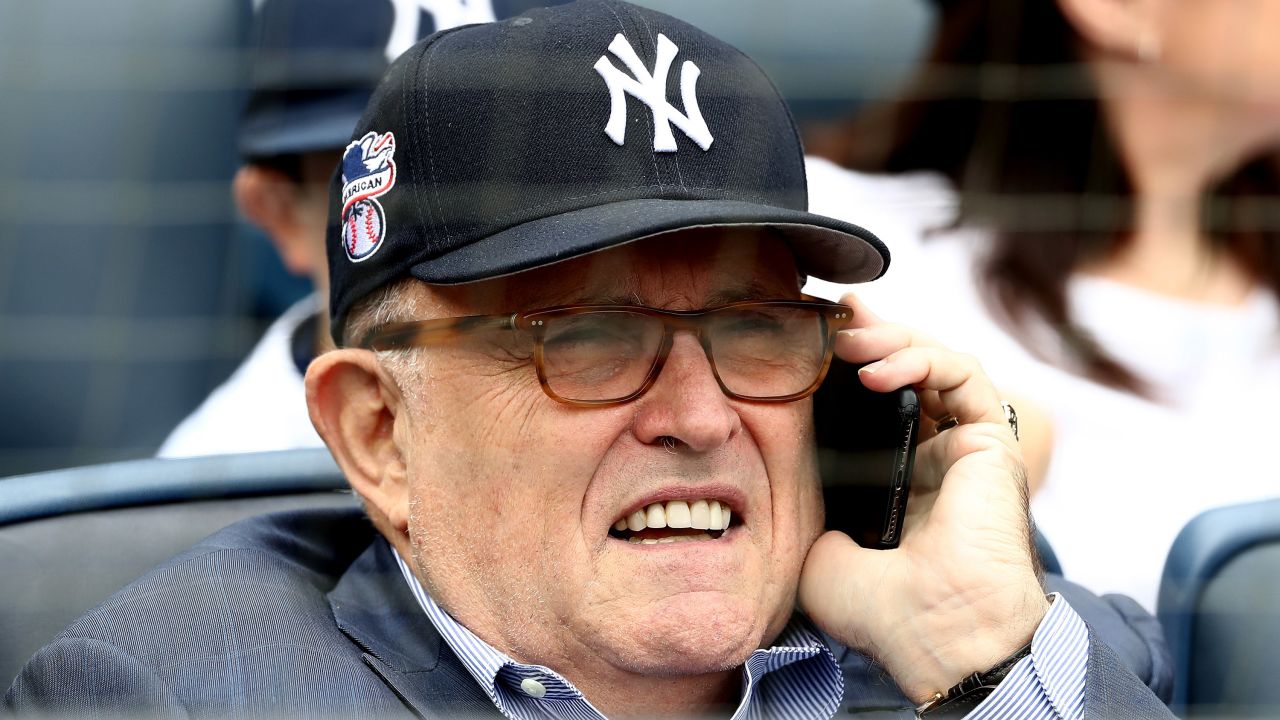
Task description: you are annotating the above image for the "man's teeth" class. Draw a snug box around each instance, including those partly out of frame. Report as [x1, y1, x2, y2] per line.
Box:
[646, 503, 666, 528]
[612, 499, 733, 533]
[666, 500, 691, 528]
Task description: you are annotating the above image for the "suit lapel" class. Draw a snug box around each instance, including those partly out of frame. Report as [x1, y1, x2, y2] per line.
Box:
[359, 646, 501, 719]
[329, 538, 500, 718]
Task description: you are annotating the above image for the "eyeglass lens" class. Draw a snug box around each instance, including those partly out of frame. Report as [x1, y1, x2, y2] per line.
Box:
[538, 306, 830, 403]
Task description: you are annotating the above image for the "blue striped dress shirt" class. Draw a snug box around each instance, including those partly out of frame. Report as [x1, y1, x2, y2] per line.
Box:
[393, 550, 1088, 719]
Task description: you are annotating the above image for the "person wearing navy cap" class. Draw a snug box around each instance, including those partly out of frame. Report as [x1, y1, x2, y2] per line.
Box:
[11, 2, 1173, 718]
[158, 0, 567, 458]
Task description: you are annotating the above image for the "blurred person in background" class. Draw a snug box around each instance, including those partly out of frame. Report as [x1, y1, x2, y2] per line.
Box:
[803, 0, 1280, 612]
[159, 0, 564, 458]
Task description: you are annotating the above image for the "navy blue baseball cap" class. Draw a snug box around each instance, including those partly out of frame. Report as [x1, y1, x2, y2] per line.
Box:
[327, 0, 891, 342]
[240, 0, 569, 158]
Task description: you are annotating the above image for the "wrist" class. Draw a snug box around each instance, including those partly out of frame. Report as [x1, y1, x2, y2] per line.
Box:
[889, 586, 1049, 703]
[916, 640, 1033, 718]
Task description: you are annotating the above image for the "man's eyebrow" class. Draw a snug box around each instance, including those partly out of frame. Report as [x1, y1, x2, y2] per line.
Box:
[704, 282, 795, 306]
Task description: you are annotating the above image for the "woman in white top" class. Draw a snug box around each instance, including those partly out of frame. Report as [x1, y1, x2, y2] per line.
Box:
[804, 0, 1280, 612]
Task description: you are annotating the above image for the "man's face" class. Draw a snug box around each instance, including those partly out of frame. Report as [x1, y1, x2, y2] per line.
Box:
[397, 228, 825, 679]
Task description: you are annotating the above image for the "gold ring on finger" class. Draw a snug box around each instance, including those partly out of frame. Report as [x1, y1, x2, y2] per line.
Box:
[933, 404, 1019, 441]
[934, 415, 959, 433]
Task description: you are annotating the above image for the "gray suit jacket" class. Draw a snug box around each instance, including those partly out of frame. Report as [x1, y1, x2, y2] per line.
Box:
[5, 508, 1175, 718]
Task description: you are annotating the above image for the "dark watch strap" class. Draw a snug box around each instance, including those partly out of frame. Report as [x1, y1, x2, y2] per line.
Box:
[915, 641, 1033, 719]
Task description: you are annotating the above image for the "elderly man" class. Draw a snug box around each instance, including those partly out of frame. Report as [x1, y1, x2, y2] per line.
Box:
[7, 1, 1173, 718]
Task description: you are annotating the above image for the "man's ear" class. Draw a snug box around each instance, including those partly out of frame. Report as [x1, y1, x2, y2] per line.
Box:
[306, 349, 411, 537]
[1056, 0, 1163, 59]
[233, 164, 314, 276]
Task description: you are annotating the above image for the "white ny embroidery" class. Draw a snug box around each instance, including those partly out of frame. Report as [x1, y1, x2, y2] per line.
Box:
[594, 33, 714, 152]
[384, 0, 497, 61]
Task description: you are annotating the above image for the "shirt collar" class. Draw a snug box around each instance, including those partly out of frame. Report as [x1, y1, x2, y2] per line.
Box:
[391, 548, 843, 720]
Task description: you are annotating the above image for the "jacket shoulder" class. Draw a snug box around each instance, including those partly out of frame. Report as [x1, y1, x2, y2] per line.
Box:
[6, 508, 413, 717]
[1083, 633, 1178, 719]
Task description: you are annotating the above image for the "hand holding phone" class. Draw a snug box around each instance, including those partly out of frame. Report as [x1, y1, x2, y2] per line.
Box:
[800, 294, 1044, 704]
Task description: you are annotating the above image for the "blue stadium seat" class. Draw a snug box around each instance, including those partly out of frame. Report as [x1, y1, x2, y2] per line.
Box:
[0, 449, 355, 688]
[1157, 498, 1280, 718]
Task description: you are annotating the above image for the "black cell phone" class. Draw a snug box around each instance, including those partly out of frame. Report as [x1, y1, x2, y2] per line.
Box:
[813, 359, 919, 549]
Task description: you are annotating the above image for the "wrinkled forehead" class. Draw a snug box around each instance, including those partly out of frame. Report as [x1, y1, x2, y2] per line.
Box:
[429, 227, 804, 314]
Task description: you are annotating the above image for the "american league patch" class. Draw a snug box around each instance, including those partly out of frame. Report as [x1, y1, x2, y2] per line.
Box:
[340, 131, 397, 263]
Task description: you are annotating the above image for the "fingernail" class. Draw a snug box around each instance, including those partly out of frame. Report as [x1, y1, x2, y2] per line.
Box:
[859, 360, 885, 374]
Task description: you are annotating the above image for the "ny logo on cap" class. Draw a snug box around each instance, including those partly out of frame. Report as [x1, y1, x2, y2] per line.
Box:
[594, 33, 714, 153]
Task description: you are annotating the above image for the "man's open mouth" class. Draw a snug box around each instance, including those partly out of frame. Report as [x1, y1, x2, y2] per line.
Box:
[608, 499, 736, 544]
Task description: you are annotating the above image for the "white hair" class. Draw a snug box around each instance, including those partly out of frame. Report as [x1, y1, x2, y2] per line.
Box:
[343, 278, 431, 401]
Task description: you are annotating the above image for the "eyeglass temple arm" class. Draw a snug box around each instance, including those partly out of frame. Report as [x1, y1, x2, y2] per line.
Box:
[360, 314, 518, 351]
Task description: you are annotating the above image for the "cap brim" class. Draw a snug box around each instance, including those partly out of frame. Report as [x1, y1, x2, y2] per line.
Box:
[407, 198, 890, 287]
[238, 91, 371, 158]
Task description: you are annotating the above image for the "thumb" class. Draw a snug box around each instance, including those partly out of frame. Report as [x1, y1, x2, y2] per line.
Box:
[797, 530, 893, 654]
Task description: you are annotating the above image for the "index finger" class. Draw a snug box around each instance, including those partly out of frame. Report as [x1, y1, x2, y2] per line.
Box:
[860, 346, 1007, 433]
[831, 292, 1008, 431]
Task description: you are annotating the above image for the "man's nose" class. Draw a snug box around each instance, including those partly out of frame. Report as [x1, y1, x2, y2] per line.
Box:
[630, 332, 742, 453]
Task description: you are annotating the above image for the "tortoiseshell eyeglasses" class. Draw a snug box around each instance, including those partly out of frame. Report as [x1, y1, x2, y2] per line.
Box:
[359, 299, 852, 407]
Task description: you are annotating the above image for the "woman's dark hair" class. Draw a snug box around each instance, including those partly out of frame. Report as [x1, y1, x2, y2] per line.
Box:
[810, 0, 1280, 395]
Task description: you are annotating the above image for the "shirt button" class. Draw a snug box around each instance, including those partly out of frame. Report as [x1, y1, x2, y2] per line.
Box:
[520, 678, 547, 699]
